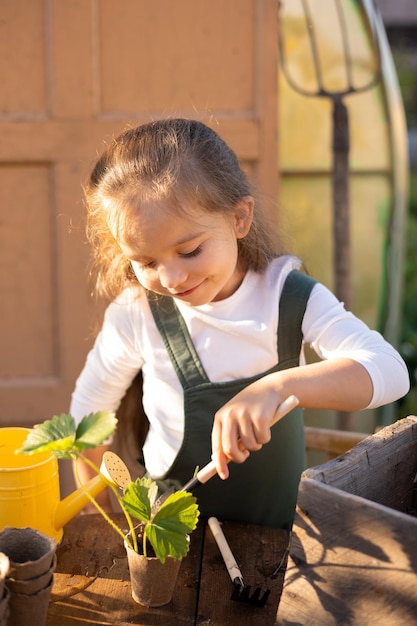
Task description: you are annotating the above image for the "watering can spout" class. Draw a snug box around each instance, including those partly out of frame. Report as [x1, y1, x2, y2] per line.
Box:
[54, 474, 108, 531]
[54, 451, 133, 531]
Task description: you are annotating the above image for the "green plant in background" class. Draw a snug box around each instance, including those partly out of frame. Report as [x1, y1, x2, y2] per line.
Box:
[391, 43, 417, 417]
[392, 48, 417, 128]
[17, 413, 200, 563]
[399, 173, 417, 416]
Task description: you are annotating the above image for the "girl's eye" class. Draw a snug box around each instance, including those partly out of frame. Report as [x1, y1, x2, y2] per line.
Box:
[181, 245, 202, 259]
[142, 261, 156, 269]
[131, 259, 155, 270]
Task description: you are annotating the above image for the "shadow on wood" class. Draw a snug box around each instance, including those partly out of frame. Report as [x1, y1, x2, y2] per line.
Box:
[278, 416, 417, 626]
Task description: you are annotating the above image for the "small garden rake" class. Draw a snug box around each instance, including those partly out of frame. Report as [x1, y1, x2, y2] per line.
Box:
[208, 516, 271, 608]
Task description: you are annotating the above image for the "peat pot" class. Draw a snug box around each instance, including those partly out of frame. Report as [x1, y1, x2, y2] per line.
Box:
[124, 540, 182, 607]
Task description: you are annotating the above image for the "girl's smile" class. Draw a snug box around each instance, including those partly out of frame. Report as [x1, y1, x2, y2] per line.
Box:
[115, 198, 253, 306]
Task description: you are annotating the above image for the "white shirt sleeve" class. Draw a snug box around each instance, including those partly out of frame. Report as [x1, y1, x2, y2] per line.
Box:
[69, 293, 144, 424]
[302, 283, 410, 408]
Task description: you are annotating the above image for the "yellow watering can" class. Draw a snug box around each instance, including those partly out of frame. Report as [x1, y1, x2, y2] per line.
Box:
[0, 427, 131, 542]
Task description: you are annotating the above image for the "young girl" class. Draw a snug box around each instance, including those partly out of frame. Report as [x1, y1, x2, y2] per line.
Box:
[70, 118, 409, 529]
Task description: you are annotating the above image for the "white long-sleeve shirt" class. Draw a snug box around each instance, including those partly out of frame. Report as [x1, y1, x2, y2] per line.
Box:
[70, 256, 410, 475]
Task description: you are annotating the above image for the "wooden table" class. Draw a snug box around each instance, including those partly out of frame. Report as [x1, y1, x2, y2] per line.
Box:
[46, 513, 290, 625]
[46, 501, 417, 626]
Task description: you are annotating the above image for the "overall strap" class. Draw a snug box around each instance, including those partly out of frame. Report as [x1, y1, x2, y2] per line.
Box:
[277, 269, 317, 364]
[147, 268, 317, 388]
[147, 294, 209, 389]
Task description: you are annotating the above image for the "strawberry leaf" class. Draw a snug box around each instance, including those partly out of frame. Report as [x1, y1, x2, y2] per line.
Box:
[122, 477, 158, 523]
[75, 411, 117, 450]
[17, 413, 77, 458]
[17, 411, 117, 459]
[145, 491, 200, 563]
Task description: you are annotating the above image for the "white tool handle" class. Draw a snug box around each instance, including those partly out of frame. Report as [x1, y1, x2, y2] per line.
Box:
[208, 517, 243, 584]
[196, 394, 300, 485]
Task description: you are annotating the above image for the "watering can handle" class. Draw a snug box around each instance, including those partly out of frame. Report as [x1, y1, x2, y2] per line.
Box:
[181, 394, 299, 491]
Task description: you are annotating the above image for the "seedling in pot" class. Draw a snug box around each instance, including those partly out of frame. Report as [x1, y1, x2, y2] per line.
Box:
[17, 412, 200, 564]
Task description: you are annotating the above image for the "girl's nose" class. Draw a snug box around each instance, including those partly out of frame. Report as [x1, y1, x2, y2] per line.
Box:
[158, 263, 187, 289]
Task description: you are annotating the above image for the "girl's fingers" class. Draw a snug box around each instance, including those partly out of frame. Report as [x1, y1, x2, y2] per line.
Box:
[212, 416, 253, 479]
[211, 419, 228, 479]
[238, 419, 271, 451]
[211, 450, 229, 480]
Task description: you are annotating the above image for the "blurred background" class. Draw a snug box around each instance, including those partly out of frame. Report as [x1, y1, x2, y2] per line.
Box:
[0, 1, 415, 444]
[278, 0, 416, 433]
[379, 0, 417, 421]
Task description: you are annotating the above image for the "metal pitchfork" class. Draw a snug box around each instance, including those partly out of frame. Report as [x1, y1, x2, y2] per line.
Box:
[208, 516, 271, 608]
[278, 0, 381, 313]
[278, 0, 381, 431]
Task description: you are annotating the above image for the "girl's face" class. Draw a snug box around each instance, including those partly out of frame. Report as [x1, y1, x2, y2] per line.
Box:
[114, 197, 253, 306]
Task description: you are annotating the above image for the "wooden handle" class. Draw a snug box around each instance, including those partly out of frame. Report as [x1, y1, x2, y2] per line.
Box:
[208, 517, 243, 584]
[196, 395, 299, 485]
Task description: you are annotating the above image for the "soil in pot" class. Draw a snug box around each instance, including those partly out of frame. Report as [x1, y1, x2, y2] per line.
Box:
[0, 527, 56, 580]
[0, 527, 56, 626]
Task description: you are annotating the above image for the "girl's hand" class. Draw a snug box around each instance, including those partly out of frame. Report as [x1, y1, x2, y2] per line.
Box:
[211, 378, 283, 480]
[211, 357, 374, 479]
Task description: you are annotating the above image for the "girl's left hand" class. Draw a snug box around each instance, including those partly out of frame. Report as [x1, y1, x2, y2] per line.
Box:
[211, 377, 282, 480]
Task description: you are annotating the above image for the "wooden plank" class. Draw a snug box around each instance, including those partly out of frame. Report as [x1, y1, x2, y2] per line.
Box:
[278, 480, 417, 626]
[0, 119, 260, 162]
[196, 520, 290, 625]
[47, 513, 200, 625]
[304, 426, 367, 457]
[51, 0, 94, 117]
[304, 416, 417, 512]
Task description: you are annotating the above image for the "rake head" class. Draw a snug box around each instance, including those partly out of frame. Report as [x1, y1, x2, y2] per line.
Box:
[231, 582, 271, 608]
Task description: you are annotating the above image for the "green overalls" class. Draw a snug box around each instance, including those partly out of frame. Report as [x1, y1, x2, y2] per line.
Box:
[147, 269, 316, 529]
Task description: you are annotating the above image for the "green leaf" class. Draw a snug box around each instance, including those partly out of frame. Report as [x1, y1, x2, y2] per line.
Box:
[17, 414, 77, 458]
[121, 480, 200, 563]
[122, 477, 158, 523]
[146, 491, 200, 563]
[75, 411, 117, 450]
[17, 411, 117, 459]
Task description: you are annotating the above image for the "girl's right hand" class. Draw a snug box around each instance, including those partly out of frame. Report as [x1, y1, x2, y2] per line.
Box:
[211, 376, 284, 480]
